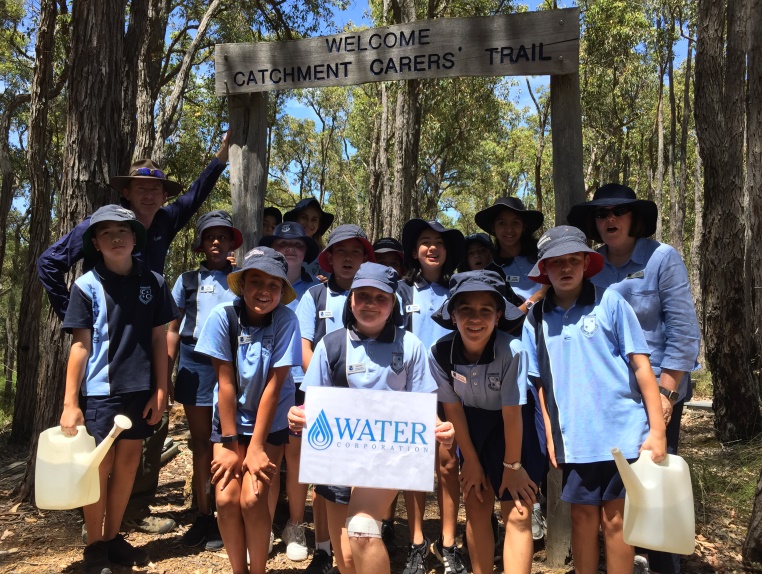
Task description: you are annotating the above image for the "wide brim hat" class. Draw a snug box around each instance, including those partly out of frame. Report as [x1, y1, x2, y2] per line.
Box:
[192, 210, 244, 252]
[431, 270, 523, 332]
[475, 197, 544, 235]
[528, 225, 605, 285]
[317, 224, 375, 273]
[227, 246, 297, 304]
[401, 219, 465, 269]
[567, 183, 658, 239]
[109, 159, 183, 198]
[259, 222, 319, 263]
[283, 198, 335, 236]
[82, 205, 147, 260]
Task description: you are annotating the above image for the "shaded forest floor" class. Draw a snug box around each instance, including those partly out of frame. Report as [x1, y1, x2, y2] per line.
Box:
[0, 407, 753, 573]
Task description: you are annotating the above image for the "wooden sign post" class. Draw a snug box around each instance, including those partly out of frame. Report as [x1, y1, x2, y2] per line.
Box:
[216, 14, 580, 558]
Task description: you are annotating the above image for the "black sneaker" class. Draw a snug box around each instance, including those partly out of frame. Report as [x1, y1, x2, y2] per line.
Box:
[204, 517, 224, 552]
[401, 539, 429, 574]
[181, 514, 212, 548]
[381, 519, 396, 554]
[83, 541, 112, 574]
[432, 539, 467, 574]
[106, 534, 150, 566]
[304, 548, 333, 574]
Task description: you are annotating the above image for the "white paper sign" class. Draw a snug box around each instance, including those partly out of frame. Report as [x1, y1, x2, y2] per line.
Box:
[299, 386, 437, 491]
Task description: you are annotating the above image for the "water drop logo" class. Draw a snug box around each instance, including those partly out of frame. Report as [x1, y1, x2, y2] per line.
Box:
[307, 410, 333, 451]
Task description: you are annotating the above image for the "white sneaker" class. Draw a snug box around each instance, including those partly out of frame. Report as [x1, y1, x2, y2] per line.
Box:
[282, 521, 309, 561]
[634, 555, 650, 574]
[269, 531, 275, 555]
[531, 506, 547, 541]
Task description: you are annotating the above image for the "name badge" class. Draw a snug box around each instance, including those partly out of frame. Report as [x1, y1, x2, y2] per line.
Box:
[406, 304, 421, 313]
[348, 363, 366, 373]
[319, 310, 333, 319]
[626, 270, 645, 279]
[451, 371, 467, 384]
[199, 285, 215, 293]
[507, 275, 520, 283]
[238, 334, 252, 345]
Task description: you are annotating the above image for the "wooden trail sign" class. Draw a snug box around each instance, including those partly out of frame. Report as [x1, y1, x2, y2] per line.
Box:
[215, 8, 579, 95]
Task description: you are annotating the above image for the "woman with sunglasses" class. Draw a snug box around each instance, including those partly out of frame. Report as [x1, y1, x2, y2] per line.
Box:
[567, 183, 700, 574]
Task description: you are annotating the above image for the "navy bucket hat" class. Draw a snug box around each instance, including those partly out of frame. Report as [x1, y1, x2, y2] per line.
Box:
[227, 246, 297, 304]
[342, 262, 404, 327]
[475, 197, 544, 235]
[192, 210, 243, 252]
[401, 219, 465, 269]
[528, 226, 605, 284]
[259, 222, 319, 263]
[82, 205, 147, 260]
[283, 198, 334, 236]
[566, 183, 658, 239]
[373, 237, 404, 257]
[317, 224, 376, 273]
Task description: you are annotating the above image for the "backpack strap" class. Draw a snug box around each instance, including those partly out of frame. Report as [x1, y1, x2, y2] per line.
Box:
[224, 301, 242, 393]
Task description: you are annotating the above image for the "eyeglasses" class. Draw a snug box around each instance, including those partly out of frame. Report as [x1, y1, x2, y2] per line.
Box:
[133, 167, 166, 179]
[594, 205, 632, 219]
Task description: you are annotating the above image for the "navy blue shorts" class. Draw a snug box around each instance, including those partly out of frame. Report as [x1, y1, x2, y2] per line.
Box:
[210, 426, 289, 446]
[460, 401, 545, 502]
[561, 459, 635, 505]
[80, 390, 155, 445]
[174, 342, 216, 407]
[314, 484, 351, 505]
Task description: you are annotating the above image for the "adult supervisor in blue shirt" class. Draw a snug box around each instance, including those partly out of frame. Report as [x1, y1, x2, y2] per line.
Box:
[567, 183, 700, 574]
[37, 134, 230, 536]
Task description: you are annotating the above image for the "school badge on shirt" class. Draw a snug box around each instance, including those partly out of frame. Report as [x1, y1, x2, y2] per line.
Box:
[487, 373, 501, 391]
[580, 314, 598, 337]
[139, 286, 153, 305]
[262, 336, 274, 351]
[391, 353, 404, 374]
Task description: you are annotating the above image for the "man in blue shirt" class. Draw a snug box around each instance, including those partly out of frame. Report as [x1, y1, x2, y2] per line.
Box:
[38, 135, 230, 535]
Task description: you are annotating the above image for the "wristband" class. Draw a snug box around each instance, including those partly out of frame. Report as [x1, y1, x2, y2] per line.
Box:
[219, 434, 238, 444]
[503, 461, 522, 470]
[658, 387, 679, 402]
[524, 299, 535, 310]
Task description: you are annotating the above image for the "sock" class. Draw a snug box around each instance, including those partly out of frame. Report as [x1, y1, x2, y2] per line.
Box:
[316, 540, 331, 553]
[534, 502, 541, 511]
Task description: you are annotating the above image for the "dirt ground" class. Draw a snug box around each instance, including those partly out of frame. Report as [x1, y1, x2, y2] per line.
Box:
[0, 407, 748, 574]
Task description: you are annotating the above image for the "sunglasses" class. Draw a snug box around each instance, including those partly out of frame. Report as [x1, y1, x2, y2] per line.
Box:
[133, 167, 166, 179]
[594, 205, 632, 219]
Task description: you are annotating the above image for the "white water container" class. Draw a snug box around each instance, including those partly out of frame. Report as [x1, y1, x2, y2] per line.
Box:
[35, 415, 132, 510]
[612, 448, 695, 555]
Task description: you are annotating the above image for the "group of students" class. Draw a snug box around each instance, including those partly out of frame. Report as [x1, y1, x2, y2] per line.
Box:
[46, 146, 700, 574]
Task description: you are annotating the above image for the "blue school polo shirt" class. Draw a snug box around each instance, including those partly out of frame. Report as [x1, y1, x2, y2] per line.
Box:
[287, 269, 320, 385]
[521, 281, 652, 464]
[295, 275, 348, 345]
[195, 302, 302, 435]
[302, 322, 437, 394]
[592, 238, 700, 402]
[405, 277, 450, 349]
[62, 258, 178, 396]
[171, 263, 238, 343]
[495, 254, 542, 301]
[429, 330, 527, 410]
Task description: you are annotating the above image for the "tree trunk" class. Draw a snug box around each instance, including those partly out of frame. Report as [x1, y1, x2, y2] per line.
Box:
[667, 17, 678, 250]
[689, 138, 704, 358]
[527, 78, 549, 214]
[15, 0, 127, 498]
[655, 55, 665, 242]
[675, 40, 692, 258]
[367, 84, 390, 241]
[743, 0, 762, 560]
[9, 0, 59, 445]
[695, 0, 760, 442]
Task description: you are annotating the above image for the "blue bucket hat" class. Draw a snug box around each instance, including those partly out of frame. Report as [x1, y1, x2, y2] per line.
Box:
[258, 222, 319, 263]
[317, 224, 376, 273]
[528, 226, 605, 285]
[82, 205, 147, 260]
[227, 246, 297, 304]
[343, 262, 404, 327]
[283, 197, 334, 236]
[401, 219, 465, 269]
[475, 196, 544, 235]
[192, 210, 243, 252]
